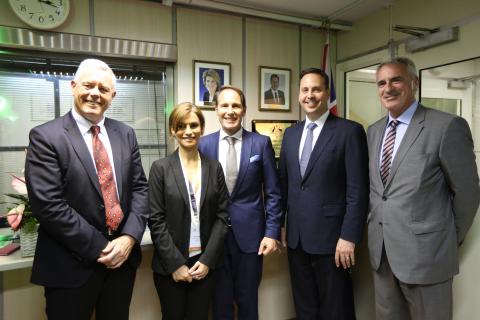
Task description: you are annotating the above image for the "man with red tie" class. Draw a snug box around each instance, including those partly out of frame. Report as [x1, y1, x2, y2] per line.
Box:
[25, 59, 149, 320]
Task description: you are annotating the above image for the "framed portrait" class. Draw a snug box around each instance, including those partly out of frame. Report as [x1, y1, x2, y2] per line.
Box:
[194, 60, 231, 110]
[252, 119, 297, 158]
[259, 66, 291, 112]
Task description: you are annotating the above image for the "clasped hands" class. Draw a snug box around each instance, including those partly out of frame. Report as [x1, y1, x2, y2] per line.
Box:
[172, 261, 209, 282]
[97, 234, 135, 269]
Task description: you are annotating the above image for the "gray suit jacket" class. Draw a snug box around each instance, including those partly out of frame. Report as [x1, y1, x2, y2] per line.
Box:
[367, 104, 479, 285]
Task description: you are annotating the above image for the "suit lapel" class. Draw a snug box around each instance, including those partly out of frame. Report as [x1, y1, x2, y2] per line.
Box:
[199, 154, 209, 211]
[373, 118, 388, 187]
[302, 114, 336, 182]
[385, 105, 426, 188]
[63, 112, 102, 197]
[105, 119, 123, 199]
[291, 121, 304, 179]
[170, 150, 190, 209]
[232, 130, 251, 197]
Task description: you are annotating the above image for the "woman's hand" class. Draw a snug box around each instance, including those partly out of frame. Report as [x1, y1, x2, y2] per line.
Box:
[172, 265, 193, 282]
[188, 261, 209, 280]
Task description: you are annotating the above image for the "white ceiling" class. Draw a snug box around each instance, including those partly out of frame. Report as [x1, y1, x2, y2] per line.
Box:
[211, 0, 393, 23]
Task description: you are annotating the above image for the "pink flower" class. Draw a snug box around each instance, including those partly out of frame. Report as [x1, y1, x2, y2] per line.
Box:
[10, 174, 27, 195]
[7, 204, 25, 231]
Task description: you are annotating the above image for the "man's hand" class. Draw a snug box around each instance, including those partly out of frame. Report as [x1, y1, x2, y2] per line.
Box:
[335, 238, 356, 269]
[258, 237, 278, 256]
[172, 265, 193, 282]
[188, 261, 209, 280]
[97, 235, 135, 269]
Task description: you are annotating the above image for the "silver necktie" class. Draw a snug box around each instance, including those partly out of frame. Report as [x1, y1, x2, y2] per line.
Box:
[226, 136, 238, 194]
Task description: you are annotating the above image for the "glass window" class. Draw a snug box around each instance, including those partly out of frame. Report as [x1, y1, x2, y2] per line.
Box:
[420, 57, 480, 155]
[345, 64, 385, 129]
[0, 56, 168, 217]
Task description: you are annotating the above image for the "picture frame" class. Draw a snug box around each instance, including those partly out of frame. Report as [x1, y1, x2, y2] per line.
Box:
[259, 66, 291, 112]
[194, 60, 231, 110]
[252, 119, 297, 158]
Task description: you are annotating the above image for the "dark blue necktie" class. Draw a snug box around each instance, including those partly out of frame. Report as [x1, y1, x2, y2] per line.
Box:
[300, 122, 317, 177]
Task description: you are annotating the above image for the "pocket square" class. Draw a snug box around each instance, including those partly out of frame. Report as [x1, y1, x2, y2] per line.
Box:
[250, 155, 261, 162]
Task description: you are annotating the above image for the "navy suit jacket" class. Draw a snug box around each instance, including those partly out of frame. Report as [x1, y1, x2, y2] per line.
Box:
[25, 111, 149, 288]
[279, 114, 369, 254]
[199, 129, 282, 253]
[264, 89, 285, 105]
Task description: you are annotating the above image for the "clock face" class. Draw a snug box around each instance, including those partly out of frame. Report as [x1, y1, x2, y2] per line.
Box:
[9, 0, 70, 30]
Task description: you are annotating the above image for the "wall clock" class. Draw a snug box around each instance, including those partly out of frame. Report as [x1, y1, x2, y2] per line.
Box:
[9, 0, 71, 30]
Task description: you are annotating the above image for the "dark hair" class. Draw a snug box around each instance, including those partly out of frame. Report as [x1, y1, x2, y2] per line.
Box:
[377, 57, 418, 79]
[299, 68, 329, 90]
[270, 74, 280, 82]
[169, 102, 205, 134]
[213, 85, 247, 110]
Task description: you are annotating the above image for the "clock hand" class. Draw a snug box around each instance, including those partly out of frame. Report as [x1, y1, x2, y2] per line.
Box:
[37, 0, 59, 8]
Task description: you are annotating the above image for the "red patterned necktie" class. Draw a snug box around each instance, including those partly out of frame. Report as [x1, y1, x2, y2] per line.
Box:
[380, 120, 399, 186]
[91, 125, 123, 231]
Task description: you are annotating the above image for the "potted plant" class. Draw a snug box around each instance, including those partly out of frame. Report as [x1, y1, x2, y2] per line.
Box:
[2, 173, 38, 257]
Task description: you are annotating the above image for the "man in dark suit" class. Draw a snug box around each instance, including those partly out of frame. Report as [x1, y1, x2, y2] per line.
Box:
[264, 74, 285, 104]
[25, 59, 149, 320]
[279, 68, 369, 319]
[199, 86, 282, 320]
[367, 57, 479, 320]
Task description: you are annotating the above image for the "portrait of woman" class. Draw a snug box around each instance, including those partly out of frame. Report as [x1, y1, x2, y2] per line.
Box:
[148, 102, 229, 320]
[202, 69, 221, 105]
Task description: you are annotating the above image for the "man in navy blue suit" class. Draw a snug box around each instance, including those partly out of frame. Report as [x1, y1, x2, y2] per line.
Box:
[198, 85, 282, 320]
[279, 68, 369, 319]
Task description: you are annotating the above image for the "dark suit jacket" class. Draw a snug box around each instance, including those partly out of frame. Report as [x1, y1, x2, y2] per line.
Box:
[148, 150, 229, 275]
[199, 130, 282, 253]
[25, 111, 149, 288]
[203, 91, 215, 105]
[264, 89, 285, 105]
[279, 114, 369, 254]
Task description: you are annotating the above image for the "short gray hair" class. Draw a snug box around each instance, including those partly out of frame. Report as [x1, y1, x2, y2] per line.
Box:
[73, 59, 117, 88]
[377, 57, 418, 79]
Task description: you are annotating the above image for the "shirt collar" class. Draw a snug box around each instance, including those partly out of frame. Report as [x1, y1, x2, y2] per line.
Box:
[305, 110, 330, 129]
[219, 127, 243, 141]
[71, 107, 106, 135]
[388, 101, 418, 126]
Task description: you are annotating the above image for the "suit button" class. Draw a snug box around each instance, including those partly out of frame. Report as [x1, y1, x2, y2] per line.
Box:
[301, 186, 305, 190]
[382, 196, 387, 201]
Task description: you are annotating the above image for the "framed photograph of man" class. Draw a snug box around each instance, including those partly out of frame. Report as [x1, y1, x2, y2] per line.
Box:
[252, 119, 297, 158]
[259, 66, 291, 112]
[194, 60, 231, 110]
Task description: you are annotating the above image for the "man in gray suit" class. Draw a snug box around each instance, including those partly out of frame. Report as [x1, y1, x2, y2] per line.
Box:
[367, 57, 479, 320]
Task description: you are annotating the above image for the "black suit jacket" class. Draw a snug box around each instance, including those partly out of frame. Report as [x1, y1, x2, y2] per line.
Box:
[279, 114, 369, 254]
[148, 150, 229, 275]
[264, 89, 285, 105]
[25, 111, 149, 288]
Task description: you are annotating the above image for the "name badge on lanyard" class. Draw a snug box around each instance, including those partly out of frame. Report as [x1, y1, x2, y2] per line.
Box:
[188, 181, 201, 256]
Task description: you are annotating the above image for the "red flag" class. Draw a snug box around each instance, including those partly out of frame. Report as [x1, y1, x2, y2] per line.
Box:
[322, 38, 338, 116]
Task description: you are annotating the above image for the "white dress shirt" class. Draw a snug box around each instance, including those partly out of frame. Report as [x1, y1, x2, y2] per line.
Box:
[298, 110, 330, 160]
[379, 101, 418, 166]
